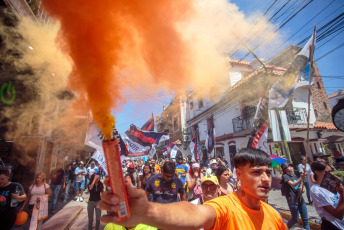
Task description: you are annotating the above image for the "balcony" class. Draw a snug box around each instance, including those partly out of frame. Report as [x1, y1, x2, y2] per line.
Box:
[232, 107, 308, 133]
[285, 107, 307, 125]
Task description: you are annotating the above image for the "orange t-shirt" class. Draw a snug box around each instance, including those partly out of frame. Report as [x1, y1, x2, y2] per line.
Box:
[204, 193, 287, 230]
[154, 165, 161, 174]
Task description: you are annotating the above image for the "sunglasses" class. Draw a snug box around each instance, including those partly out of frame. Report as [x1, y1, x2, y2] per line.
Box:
[202, 184, 217, 190]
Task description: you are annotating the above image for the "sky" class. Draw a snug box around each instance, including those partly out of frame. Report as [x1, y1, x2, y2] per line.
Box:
[114, 0, 344, 136]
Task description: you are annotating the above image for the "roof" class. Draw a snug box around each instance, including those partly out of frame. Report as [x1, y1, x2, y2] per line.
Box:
[328, 89, 344, 99]
[314, 121, 337, 130]
[228, 58, 252, 66]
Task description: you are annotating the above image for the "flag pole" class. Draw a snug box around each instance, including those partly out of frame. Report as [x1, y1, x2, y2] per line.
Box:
[185, 127, 199, 155]
[85, 152, 96, 168]
[300, 25, 316, 202]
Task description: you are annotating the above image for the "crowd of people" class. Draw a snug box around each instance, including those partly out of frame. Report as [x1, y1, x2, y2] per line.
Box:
[1, 148, 344, 230]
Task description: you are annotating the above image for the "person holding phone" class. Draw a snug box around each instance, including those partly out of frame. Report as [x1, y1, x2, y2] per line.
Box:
[310, 161, 344, 230]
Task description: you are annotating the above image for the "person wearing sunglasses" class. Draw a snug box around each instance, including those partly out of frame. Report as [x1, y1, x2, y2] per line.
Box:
[145, 161, 186, 204]
[191, 175, 220, 205]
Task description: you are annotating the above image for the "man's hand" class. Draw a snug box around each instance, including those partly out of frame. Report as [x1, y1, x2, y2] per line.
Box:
[300, 172, 305, 179]
[193, 171, 199, 178]
[182, 174, 186, 178]
[336, 184, 344, 196]
[100, 179, 149, 227]
[11, 193, 20, 200]
[94, 174, 99, 181]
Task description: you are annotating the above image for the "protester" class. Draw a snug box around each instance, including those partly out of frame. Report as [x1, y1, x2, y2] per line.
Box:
[206, 159, 217, 176]
[49, 162, 65, 213]
[186, 162, 203, 201]
[137, 164, 143, 177]
[298, 155, 313, 205]
[22, 172, 51, 229]
[215, 165, 234, 196]
[281, 162, 310, 230]
[309, 152, 331, 187]
[310, 161, 344, 229]
[145, 161, 186, 203]
[0, 169, 27, 230]
[182, 158, 190, 170]
[138, 164, 154, 190]
[99, 166, 105, 179]
[64, 165, 74, 203]
[100, 148, 287, 229]
[88, 173, 104, 230]
[175, 154, 189, 188]
[190, 174, 220, 205]
[151, 159, 161, 174]
[125, 173, 136, 186]
[75, 161, 87, 202]
[335, 156, 344, 184]
[127, 163, 138, 187]
[87, 161, 99, 188]
[217, 156, 228, 168]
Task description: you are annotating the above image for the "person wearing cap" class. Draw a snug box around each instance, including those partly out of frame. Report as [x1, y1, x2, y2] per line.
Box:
[75, 161, 87, 202]
[175, 154, 189, 188]
[100, 148, 287, 229]
[308, 152, 331, 188]
[186, 162, 204, 201]
[206, 159, 218, 176]
[310, 161, 344, 229]
[281, 162, 310, 230]
[190, 174, 220, 205]
[49, 162, 65, 213]
[150, 159, 161, 174]
[297, 156, 312, 205]
[127, 163, 138, 187]
[145, 161, 186, 204]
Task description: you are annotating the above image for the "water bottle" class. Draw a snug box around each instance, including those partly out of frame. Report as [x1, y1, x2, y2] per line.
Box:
[10, 186, 19, 207]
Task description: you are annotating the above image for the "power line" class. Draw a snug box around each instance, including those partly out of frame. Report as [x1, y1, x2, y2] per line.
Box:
[315, 41, 344, 61]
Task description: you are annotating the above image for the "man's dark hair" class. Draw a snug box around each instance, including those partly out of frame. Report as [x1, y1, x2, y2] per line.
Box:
[234, 148, 271, 168]
[162, 161, 175, 174]
[311, 161, 327, 181]
[0, 169, 10, 177]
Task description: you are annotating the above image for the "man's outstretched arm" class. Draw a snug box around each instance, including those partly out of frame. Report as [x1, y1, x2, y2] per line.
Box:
[100, 179, 216, 230]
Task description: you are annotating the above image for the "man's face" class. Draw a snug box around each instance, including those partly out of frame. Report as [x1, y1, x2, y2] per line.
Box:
[151, 160, 155, 165]
[129, 168, 135, 173]
[285, 165, 294, 174]
[183, 159, 186, 164]
[301, 158, 306, 164]
[201, 181, 219, 200]
[178, 159, 183, 164]
[91, 164, 95, 168]
[56, 163, 62, 169]
[79, 164, 84, 169]
[162, 170, 174, 182]
[211, 163, 217, 170]
[236, 163, 272, 199]
[0, 174, 9, 187]
[320, 157, 329, 164]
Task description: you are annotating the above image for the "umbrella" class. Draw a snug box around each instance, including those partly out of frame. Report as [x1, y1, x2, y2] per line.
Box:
[270, 154, 287, 167]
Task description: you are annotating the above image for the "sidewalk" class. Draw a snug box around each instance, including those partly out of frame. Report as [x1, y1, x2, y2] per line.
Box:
[268, 188, 321, 229]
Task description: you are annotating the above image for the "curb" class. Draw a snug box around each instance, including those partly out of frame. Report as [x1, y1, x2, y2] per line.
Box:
[280, 210, 320, 230]
[62, 207, 83, 230]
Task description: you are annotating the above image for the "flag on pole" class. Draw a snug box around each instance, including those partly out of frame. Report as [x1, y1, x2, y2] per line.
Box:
[189, 130, 200, 162]
[168, 142, 179, 159]
[141, 114, 155, 131]
[161, 146, 168, 156]
[123, 124, 169, 155]
[205, 117, 215, 159]
[91, 150, 108, 174]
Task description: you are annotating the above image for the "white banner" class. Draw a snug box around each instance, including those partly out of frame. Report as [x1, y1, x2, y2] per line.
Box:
[91, 150, 108, 175]
[170, 145, 179, 159]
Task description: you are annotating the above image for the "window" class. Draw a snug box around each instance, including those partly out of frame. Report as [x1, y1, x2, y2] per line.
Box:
[172, 115, 179, 132]
[198, 98, 203, 109]
[317, 82, 321, 89]
[323, 102, 328, 110]
[314, 109, 318, 118]
[189, 101, 194, 110]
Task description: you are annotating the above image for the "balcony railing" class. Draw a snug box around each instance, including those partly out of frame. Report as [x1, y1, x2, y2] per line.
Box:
[232, 107, 308, 133]
[285, 107, 307, 125]
[232, 115, 254, 133]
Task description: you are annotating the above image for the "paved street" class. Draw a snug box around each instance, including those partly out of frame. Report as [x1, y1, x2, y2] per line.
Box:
[39, 187, 321, 230]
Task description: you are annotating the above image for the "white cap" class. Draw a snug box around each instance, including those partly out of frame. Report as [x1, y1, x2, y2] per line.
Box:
[210, 159, 217, 165]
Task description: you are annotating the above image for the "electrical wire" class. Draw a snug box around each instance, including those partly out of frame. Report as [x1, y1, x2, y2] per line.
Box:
[315, 41, 344, 61]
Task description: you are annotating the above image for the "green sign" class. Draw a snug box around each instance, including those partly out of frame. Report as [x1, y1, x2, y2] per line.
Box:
[0, 81, 16, 105]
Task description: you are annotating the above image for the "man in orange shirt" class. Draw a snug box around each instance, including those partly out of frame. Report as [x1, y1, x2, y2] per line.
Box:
[100, 148, 287, 230]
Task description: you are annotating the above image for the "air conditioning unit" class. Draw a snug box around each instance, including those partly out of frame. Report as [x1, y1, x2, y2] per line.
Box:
[183, 135, 191, 142]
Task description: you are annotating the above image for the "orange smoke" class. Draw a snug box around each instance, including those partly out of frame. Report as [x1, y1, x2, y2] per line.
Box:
[43, 1, 194, 139]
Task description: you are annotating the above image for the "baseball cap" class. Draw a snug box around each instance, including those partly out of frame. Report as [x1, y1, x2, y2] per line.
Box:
[128, 163, 135, 169]
[281, 162, 292, 171]
[313, 152, 331, 159]
[335, 156, 344, 165]
[210, 159, 217, 165]
[79, 161, 84, 165]
[201, 174, 219, 185]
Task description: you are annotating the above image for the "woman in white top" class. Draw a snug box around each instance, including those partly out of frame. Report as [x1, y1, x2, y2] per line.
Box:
[310, 161, 344, 230]
[215, 165, 234, 196]
[22, 172, 51, 229]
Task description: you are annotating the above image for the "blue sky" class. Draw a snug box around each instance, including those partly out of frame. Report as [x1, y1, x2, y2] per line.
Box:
[114, 0, 344, 135]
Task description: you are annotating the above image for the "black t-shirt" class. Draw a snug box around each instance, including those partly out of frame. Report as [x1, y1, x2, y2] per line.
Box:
[89, 182, 104, 201]
[50, 168, 66, 185]
[282, 173, 303, 205]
